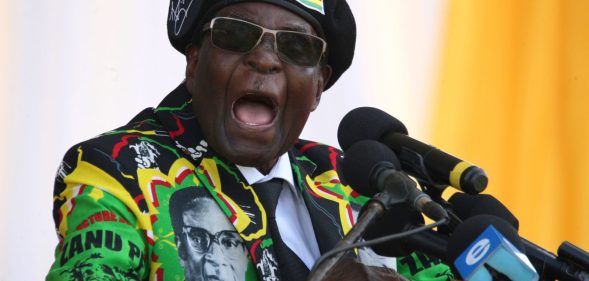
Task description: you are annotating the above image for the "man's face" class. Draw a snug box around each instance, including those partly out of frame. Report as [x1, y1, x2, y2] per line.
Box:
[181, 198, 248, 281]
[185, 2, 332, 173]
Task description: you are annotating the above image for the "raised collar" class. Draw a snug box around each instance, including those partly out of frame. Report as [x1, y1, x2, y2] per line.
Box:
[154, 83, 214, 166]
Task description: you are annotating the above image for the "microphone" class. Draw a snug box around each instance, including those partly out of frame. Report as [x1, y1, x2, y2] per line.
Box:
[449, 193, 589, 281]
[342, 139, 448, 221]
[364, 205, 538, 281]
[447, 215, 539, 281]
[558, 241, 589, 273]
[448, 193, 520, 229]
[363, 203, 448, 259]
[338, 107, 488, 194]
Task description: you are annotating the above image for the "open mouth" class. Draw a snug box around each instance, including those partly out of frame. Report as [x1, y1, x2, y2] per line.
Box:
[232, 94, 277, 126]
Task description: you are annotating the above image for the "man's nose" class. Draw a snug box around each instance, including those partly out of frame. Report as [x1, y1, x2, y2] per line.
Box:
[204, 241, 226, 264]
[244, 33, 282, 74]
[202, 242, 225, 279]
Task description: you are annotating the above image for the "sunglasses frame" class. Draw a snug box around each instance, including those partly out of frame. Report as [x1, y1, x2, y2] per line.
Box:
[203, 16, 327, 66]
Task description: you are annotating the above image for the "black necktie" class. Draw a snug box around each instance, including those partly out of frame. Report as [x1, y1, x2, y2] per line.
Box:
[253, 179, 310, 281]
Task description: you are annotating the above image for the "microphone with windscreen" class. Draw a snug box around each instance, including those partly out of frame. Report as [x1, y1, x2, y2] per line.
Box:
[338, 107, 488, 194]
[448, 193, 520, 230]
[363, 207, 538, 280]
[342, 139, 448, 221]
[446, 215, 538, 281]
[362, 203, 448, 259]
[448, 193, 589, 281]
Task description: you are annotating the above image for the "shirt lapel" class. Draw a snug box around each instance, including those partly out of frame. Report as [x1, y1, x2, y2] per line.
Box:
[290, 147, 354, 255]
[155, 84, 281, 280]
[196, 157, 286, 280]
[154, 85, 367, 279]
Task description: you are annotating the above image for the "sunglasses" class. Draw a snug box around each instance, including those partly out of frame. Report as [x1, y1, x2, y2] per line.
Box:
[203, 17, 327, 67]
[182, 226, 244, 256]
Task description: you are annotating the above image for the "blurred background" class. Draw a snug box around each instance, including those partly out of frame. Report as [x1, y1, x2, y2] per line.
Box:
[1, 1, 587, 279]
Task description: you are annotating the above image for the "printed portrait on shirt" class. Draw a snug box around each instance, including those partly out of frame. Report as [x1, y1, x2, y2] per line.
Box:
[170, 187, 249, 281]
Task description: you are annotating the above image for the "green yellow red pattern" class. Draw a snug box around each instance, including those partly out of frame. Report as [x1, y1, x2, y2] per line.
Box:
[47, 83, 453, 280]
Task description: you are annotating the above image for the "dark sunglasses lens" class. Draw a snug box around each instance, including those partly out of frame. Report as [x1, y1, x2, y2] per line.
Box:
[277, 32, 324, 66]
[212, 18, 262, 53]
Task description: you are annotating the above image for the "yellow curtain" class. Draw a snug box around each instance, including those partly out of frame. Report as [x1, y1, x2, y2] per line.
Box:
[433, 0, 589, 253]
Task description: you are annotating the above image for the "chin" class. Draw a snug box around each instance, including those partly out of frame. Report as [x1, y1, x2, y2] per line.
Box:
[225, 146, 282, 172]
[233, 152, 276, 170]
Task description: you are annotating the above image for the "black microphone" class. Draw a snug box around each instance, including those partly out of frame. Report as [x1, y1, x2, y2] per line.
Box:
[342, 139, 448, 221]
[363, 204, 448, 259]
[449, 193, 589, 281]
[364, 207, 535, 280]
[558, 241, 589, 272]
[448, 193, 520, 230]
[445, 215, 537, 281]
[338, 107, 488, 194]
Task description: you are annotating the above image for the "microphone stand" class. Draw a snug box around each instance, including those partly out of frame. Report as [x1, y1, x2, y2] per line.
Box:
[307, 192, 393, 281]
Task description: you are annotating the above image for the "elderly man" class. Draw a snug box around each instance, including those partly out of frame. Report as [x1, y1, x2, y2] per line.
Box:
[170, 188, 249, 281]
[47, 1, 453, 280]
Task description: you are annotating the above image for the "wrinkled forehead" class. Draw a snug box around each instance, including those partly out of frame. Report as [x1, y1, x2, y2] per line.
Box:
[182, 198, 234, 233]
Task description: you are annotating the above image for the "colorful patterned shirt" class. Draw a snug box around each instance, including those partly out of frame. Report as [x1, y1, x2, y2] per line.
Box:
[47, 83, 454, 281]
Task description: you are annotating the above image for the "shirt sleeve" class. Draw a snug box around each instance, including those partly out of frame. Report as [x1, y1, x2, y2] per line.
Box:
[46, 184, 149, 281]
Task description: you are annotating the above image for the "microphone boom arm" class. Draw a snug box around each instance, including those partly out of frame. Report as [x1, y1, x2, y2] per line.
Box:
[307, 193, 393, 281]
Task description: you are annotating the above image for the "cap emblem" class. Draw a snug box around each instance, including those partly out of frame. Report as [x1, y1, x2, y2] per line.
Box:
[296, 0, 325, 15]
[169, 0, 195, 36]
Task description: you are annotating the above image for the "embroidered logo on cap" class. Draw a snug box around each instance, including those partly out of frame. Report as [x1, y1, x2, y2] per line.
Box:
[169, 0, 195, 35]
[296, 0, 325, 15]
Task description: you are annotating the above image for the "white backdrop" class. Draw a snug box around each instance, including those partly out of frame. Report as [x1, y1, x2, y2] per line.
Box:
[0, 1, 445, 279]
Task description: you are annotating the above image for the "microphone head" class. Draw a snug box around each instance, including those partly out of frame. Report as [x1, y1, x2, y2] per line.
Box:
[342, 140, 401, 197]
[446, 214, 524, 268]
[363, 204, 425, 257]
[338, 107, 408, 151]
[448, 193, 520, 230]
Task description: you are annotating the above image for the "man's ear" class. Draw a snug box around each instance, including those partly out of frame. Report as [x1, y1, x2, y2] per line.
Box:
[185, 45, 199, 84]
[311, 64, 332, 111]
[177, 239, 188, 261]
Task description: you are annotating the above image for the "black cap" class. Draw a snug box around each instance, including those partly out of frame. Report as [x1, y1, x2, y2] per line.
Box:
[167, 0, 356, 90]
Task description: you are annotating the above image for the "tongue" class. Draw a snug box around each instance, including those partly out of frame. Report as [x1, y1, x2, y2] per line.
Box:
[234, 99, 275, 125]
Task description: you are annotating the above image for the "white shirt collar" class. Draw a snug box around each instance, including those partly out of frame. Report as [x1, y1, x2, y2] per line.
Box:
[236, 153, 295, 188]
[236, 153, 320, 268]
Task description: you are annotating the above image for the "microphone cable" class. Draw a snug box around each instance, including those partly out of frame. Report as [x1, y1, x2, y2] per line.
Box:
[310, 216, 448, 273]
